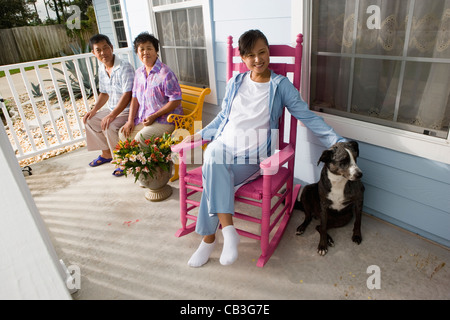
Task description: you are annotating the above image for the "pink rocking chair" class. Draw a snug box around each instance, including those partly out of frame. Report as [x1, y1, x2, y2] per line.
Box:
[172, 34, 303, 267]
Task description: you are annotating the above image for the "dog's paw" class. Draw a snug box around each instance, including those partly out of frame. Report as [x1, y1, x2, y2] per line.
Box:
[296, 225, 306, 235]
[327, 235, 335, 247]
[317, 245, 328, 256]
[352, 234, 362, 244]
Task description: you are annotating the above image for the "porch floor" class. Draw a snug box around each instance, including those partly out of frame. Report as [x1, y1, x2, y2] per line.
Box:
[25, 146, 449, 300]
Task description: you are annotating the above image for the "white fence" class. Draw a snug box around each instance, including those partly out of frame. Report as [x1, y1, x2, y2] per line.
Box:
[0, 48, 134, 164]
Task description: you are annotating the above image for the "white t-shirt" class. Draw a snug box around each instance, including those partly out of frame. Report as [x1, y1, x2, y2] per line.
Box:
[217, 73, 270, 157]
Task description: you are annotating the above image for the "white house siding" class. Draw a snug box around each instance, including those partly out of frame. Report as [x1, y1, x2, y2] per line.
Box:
[119, 0, 153, 42]
[92, 0, 450, 248]
[119, 0, 152, 69]
[212, 0, 294, 104]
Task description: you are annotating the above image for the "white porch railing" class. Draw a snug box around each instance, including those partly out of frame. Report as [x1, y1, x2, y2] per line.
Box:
[0, 48, 134, 164]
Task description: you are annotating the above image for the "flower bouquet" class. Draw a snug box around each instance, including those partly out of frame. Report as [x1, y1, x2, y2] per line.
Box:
[112, 132, 175, 182]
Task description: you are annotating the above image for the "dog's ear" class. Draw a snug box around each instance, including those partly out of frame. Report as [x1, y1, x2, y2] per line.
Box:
[318, 149, 333, 165]
[347, 140, 359, 157]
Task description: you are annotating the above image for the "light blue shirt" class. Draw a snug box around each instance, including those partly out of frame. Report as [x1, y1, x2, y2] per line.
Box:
[200, 71, 345, 158]
[98, 55, 135, 112]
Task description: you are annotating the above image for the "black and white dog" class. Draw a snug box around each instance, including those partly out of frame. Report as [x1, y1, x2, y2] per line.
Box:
[295, 141, 365, 256]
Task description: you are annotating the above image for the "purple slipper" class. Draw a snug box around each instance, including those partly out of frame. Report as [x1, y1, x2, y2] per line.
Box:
[89, 155, 112, 167]
[112, 168, 124, 177]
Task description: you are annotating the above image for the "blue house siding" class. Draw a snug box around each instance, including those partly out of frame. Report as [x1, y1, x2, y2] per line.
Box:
[295, 130, 450, 248]
[92, 0, 115, 46]
[358, 143, 450, 247]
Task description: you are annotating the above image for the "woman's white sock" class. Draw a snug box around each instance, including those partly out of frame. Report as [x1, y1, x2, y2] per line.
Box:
[220, 225, 240, 265]
[188, 239, 216, 267]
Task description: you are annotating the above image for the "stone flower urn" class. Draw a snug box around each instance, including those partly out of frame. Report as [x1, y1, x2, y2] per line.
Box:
[138, 163, 173, 202]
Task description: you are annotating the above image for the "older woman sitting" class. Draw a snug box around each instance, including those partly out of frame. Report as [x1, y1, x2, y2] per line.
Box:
[183, 29, 347, 267]
[117, 32, 182, 176]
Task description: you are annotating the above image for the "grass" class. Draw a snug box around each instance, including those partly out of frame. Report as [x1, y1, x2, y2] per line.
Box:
[0, 65, 50, 78]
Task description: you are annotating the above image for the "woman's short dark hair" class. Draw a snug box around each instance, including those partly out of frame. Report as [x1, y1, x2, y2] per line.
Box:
[89, 34, 113, 49]
[133, 32, 160, 53]
[238, 29, 269, 56]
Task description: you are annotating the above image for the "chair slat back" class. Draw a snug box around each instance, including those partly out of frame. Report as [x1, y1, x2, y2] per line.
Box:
[179, 84, 211, 121]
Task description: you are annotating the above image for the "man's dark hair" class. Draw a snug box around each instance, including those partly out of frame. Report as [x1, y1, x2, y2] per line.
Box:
[89, 34, 113, 50]
[238, 29, 269, 56]
[133, 32, 160, 53]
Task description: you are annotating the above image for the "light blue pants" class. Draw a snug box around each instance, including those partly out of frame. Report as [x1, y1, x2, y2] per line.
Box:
[195, 140, 260, 236]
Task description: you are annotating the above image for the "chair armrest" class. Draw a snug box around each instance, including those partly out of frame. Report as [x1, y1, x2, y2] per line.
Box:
[259, 145, 295, 175]
[167, 113, 179, 124]
[171, 139, 208, 154]
[167, 113, 196, 128]
[167, 113, 194, 123]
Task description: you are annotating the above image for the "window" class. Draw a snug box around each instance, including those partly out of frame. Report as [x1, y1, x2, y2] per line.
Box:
[109, 0, 128, 48]
[310, 0, 450, 140]
[150, 0, 217, 103]
[152, 0, 186, 6]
